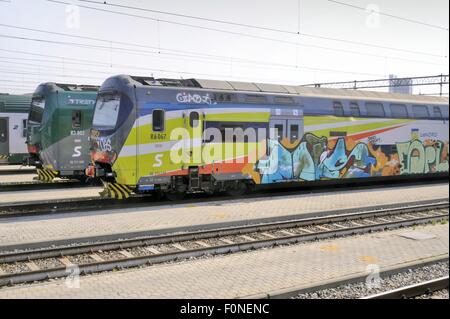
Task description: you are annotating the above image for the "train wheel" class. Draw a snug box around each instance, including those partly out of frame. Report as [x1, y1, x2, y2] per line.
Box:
[226, 181, 249, 197]
[165, 191, 186, 201]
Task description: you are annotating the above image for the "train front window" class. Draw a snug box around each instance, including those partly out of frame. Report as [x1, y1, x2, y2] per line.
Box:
[72, 110, 82, 129]
[93, 94, 121, 129]
[29, 98, 45, 124]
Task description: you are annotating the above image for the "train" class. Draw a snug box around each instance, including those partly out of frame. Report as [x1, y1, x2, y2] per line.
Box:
[0, 93, 32, 165]
[26, 83, 99, 182]
[85, 75, 449, 200]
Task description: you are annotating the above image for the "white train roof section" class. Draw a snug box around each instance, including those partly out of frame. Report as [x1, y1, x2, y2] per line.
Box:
[194, 78, 449, 105]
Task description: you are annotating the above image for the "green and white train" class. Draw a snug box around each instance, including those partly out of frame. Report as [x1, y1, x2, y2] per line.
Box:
[26, 83, 98, 181]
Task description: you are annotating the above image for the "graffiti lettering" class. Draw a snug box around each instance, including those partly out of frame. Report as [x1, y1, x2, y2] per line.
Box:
[257, 134, 377, 184]
[98, 138, 112, 152]
[176, 93, 215, 105]
[397, 140, 449, 174]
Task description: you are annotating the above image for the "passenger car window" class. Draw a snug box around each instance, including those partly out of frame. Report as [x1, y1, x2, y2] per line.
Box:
[433, 106, 443, 119]
[333, 102, 344, 117]
[350, 103, 361, 117]
[366, 103, 385, 117]
[412, 105, 430, 119]
[390, 104, 408, 118]
[290, 124, 299, 143]
[72, 110, 82, 129]
[274, 124, 284, 141]
[152, 110, 165, 132]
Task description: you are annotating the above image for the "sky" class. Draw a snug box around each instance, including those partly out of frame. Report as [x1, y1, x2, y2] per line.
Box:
[0, 0, 448, 95]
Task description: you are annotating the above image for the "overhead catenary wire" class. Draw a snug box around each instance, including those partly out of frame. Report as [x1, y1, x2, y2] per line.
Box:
[77, 0, 448, 57]
[0, 1, 447, 92]
[46, 0, 446, 58]
[0, 22, 446, 68]
[328, 0, 449, 31]
[0, 56, 387, 88]
[0, 34, 390, 77]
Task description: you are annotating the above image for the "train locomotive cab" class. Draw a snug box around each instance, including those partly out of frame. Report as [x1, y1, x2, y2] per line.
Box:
[89, 75, 264, 200]
[89, 76, 136, 199]
[30, 83, 99, 182]
[25, 93, 45, 167]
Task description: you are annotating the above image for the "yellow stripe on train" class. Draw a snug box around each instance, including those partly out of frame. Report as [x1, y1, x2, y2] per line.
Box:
[100, 182, 132, 200]
[37, 168, 58, 182]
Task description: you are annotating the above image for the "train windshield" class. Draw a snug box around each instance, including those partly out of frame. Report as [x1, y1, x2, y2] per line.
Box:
[28, 98, 45, 124]
[93, 94, 121, 130]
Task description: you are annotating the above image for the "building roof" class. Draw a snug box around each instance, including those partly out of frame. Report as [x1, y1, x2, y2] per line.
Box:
[0, 93, 32, 113]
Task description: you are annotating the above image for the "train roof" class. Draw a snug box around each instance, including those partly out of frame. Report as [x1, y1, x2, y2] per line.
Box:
[0, 93, 32, 113]
[124, 75, 449, 106]
[34, 83, 99, 95]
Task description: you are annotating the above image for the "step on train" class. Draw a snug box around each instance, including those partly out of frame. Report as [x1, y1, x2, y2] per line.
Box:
[84, 75, 449, 199]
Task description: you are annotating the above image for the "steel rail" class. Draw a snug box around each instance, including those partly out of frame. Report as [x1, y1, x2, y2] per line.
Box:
[362, 276, 449, 299]
[0, 202, 447, 287]
[0, 177, 448, 219]
[0, 181, 91, 192]
[0, 169, 36, 176]
[0, 201, 447, 263]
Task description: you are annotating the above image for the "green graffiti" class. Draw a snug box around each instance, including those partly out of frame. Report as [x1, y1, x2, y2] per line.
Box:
[397, 140, 449, 174]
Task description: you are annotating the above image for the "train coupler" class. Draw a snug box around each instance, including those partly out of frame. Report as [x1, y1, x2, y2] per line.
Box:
[100, 181, 132, 200]
[37, 168, 59, 182]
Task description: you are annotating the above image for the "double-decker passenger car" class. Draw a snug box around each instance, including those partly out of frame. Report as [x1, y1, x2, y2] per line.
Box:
[88, 75, 449, 199]
[28, 83, 99, 181]
[0, 93, 32, 165]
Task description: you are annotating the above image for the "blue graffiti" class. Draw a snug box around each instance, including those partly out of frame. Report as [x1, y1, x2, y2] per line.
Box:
[257, 135, 377, 184]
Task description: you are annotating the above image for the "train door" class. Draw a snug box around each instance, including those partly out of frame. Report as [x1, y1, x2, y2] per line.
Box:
[264, 108, 304, 182]
[184, 110, 203, 189]
[0, 118, 9, 162]
[269, 109, 304, 143]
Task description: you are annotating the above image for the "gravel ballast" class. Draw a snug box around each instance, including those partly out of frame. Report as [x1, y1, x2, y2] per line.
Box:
[294, 261, 449, 299]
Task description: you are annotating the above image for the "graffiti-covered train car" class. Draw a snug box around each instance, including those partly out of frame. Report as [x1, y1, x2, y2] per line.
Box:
[28, 83, 99, 181]
[87, 75, 449, 199]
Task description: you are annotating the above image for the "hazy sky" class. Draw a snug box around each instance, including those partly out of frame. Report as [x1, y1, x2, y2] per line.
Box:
[0, 0, 448, 94]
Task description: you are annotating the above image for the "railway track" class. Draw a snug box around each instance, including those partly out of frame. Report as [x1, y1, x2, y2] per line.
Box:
[0, 168, 36, 176]
[362, 276, 449, 299]
[0, 181, 94, 192]
[0, 179, 447, 219]
[0, 201, 447, 288]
